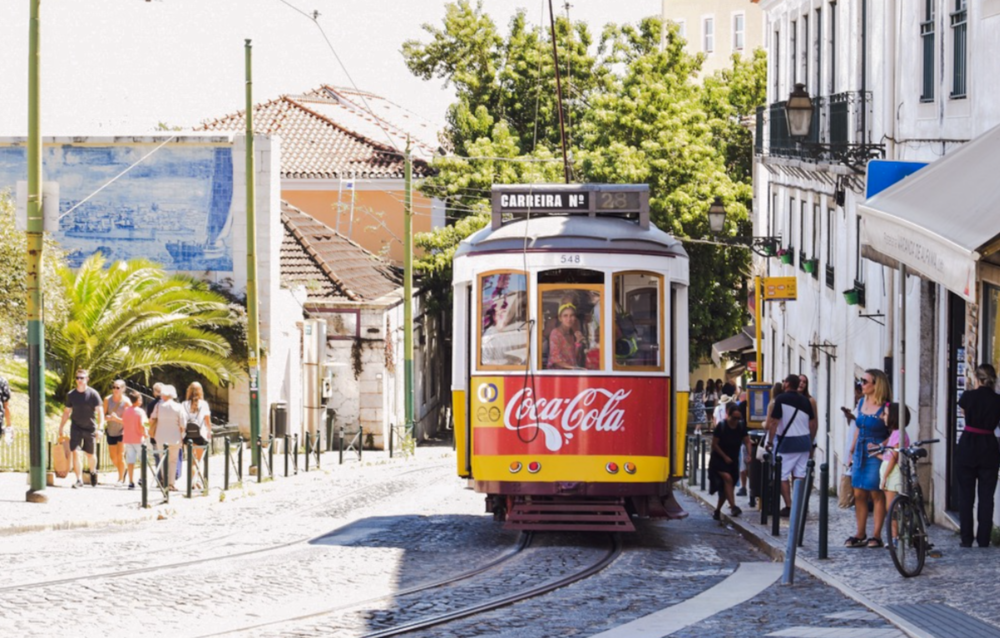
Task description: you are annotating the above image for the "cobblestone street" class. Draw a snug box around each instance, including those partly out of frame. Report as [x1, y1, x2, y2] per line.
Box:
[0, 446, 906, 638]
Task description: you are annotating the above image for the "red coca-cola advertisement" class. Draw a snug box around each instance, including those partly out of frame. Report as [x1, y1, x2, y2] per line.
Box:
[471, 375, 670, 456]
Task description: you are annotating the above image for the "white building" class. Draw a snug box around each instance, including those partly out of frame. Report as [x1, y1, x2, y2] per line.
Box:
[662, 0, 764, 76]
[755, 0, 1000, 526]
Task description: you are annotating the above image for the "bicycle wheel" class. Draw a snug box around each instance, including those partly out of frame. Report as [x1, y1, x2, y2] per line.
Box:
[887, 495, 926, 577]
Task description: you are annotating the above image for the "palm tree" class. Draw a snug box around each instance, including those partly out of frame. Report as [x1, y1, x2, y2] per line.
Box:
[48, 254, 245, 396]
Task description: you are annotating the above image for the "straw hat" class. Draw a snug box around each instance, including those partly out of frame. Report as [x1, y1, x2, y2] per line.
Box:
[718, 394, 733, 404]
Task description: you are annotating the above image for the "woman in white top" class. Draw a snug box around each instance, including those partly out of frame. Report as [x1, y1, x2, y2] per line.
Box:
[183, 382, 212, 475]
[151, 385, 186, 490]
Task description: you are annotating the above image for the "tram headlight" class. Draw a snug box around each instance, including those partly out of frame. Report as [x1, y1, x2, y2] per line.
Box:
[527, 461, 541, 474]
[605, 462, 619, 474]
[509, 461, 523, 473]
[624, 462, 637, 475]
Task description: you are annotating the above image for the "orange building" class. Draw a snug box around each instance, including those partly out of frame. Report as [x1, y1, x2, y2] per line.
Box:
[200, 85, 443, 265]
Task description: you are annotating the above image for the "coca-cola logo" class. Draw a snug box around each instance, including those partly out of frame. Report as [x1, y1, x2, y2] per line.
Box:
[503, 387, 630, 451]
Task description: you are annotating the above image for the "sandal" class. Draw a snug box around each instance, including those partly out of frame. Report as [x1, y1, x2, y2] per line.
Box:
[867, 537, 884, 548]
[844, 536, 868, 548]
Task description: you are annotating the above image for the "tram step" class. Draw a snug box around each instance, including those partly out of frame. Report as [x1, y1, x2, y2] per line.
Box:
[504, 500, 635, 532]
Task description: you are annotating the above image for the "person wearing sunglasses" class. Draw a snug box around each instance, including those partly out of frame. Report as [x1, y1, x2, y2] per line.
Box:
[104, 379, 131, 486]
[845, 369, 891, 548]
[58, 369, 105, 488]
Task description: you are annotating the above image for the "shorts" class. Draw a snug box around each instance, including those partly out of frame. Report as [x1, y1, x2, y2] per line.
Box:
[776, 451, 809, 481]
[106, 434, 124, 445]
[183, 435, 209, 447]
[880, 461, 903, 493]
[69, 426, 96, 455]
[124, 443, 143, 465]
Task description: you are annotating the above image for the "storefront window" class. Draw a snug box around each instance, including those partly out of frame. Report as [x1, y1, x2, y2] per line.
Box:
[984, 283, 1000, 370]
[613, 272, 663, 370]
[478, 271, 528, 369]
[538, 270, 603, 371]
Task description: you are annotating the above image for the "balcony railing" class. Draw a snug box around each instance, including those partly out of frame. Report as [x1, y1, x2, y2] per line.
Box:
[755, 91, 884, 173]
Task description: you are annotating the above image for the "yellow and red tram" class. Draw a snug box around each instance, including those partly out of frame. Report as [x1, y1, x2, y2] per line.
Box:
[451, 184, 691, 531]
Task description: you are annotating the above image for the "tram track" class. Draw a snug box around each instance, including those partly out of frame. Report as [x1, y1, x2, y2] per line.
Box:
[199, 532, 622, 638]
[0, 462, 447, 593]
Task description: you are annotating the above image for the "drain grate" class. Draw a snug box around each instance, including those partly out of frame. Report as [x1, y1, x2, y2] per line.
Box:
[889, 603, 1000, 637]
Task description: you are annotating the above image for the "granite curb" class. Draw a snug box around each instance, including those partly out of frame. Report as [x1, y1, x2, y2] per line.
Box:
[679, 482, 934, 638]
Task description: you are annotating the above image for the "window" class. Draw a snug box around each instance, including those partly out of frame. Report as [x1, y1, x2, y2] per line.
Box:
[984, 284, 1000, 370]
[802, 15, 809, 90]
[478, 271, 528, 369]
[951, 0, 968, 98]
[815, 8, 823, 93]
[790, 20, 797, 84]
[774, 29, 782, 98]
[677, 19, 686, 39]
[826, 202, 836, 286]
[812, 203, 820, 260]
[799, 200, 807, 261]
[704, 17, 715, 53]
[538, 269, 603, 371]
[733, 13, 745, 51]
[829, 1, 837, 94]
[854, 214, 863, 280]
[770, 192, 778, 243]
[613, 273, 663, 371]
[788, 197, 795, 252]
[921, 0, 935, 102]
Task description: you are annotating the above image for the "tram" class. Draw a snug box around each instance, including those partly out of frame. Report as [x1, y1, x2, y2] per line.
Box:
[451, 184, 691, 531]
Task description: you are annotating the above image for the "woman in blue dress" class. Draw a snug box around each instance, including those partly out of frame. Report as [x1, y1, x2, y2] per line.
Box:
[845, 369, 891, 548]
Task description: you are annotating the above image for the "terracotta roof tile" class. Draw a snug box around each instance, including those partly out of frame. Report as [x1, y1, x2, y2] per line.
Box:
[198, 89, 436, 180]
[280, 200, 401, 303]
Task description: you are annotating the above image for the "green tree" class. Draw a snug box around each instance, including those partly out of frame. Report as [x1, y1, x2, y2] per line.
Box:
[0, 190, 69, 356]
[48, 254, 244, 396]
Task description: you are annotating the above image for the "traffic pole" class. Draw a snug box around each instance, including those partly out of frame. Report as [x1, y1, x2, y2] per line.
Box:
[25, 0, 47, 503]
[244, 39, 262, 472]
[403, 139, 414, 442]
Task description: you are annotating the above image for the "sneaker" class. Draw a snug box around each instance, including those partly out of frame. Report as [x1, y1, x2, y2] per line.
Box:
[736, 487, 747, 497]
[128, 483, 136, 490]
[779, 506, 791, 518]
[730, 505, 742, 517]
[72, 479, 84, 489]
[90, 471, 98, 487]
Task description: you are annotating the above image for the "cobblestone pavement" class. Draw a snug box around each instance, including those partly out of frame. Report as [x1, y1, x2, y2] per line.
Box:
[682, 464, 1000, 637]
[1, 446, 902, 638]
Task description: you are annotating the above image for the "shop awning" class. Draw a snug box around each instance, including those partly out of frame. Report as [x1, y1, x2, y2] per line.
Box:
[858, 123, 1000, 302]
[711, 327, 754, 366]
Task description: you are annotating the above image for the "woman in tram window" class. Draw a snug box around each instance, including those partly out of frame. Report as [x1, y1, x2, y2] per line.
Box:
[547, 297, 585, 370]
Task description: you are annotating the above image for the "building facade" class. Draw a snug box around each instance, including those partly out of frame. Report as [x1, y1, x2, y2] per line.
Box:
[662, 0, 764, 76]
[755, 0, 1000, 527]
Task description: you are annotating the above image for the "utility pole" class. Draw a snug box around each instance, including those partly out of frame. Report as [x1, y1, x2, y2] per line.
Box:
[245, 39, 262, 470]
[403, 139, 414, 439]
[548, 0, 571, 184]
[26, 0, 47, 503]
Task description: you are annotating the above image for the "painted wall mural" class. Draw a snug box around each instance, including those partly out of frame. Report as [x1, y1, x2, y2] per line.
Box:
[0, 143, 234, 271]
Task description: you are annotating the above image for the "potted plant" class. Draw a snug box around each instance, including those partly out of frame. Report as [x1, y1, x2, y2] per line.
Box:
[777, 247, 794, 265]
[762, 243, 777, 257]
[803, 258, 818, 274]
[843, 287, 860, 305]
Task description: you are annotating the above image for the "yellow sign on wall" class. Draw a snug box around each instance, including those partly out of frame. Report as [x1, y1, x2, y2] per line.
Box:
[762, 276, 798, 301]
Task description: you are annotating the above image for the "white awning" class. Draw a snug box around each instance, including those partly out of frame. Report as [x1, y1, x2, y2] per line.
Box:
[858, 123, 1000, 302]
[711, 328, 754, 366]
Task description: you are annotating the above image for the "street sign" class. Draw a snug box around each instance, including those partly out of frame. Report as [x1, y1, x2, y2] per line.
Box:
[746, 382, 773, 424]
[866, 160, 928, 199]
[762, 276, 797, 301]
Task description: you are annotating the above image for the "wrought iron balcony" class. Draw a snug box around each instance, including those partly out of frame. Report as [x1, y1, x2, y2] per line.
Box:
[755, 90, 884, 173]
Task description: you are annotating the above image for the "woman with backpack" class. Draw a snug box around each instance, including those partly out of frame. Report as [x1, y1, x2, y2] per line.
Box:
[183, 382, 212, 487]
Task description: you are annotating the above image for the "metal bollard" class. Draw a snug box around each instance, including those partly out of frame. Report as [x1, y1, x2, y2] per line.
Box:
[237, 437, 243, 484]
[268, 435, 275, 479]
[284, 434, 290, 477]
[203, 444, 209, 493]
[140, 444, 148, 509]
[339, 426, 344, 465]
[315, 433, 321, 468]
[771, 454, 782, 537]
[691, 436, 700, 487]
[818, 462, 829, 559]
[186, 440, 193, 499]
[782, 477, 808, 586]
[224, 436, 230, 490]
[293, 433, 299, 473]
[257, 437, 263, 484]
[389, 423, 394, 459]
[760, 454, 771, 526]
[305, 432, 311, 472]
[799, 460, 815, 548]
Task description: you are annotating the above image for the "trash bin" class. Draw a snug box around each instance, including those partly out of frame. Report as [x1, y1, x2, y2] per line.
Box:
[748, 429, 766, 506]
[270, 401, 288, 439]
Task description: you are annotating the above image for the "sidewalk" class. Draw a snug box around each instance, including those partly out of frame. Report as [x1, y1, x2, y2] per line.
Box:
[681, 470, 1000, 638]
[0, 442, 411, 535]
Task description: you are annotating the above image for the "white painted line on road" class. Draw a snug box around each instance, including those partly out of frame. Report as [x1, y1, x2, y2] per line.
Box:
[590, 561, 782, 638]
[767, 628, 905, 638]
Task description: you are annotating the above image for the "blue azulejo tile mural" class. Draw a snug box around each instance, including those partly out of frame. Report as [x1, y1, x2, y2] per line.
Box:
[0, 143, 234, 272]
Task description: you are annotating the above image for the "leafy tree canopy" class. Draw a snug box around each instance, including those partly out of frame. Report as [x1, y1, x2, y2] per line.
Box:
[405, 7, 766, 363]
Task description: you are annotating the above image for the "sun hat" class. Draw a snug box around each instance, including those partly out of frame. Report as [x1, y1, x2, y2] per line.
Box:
[160, 384, 177, 400]
[719, 394, 733, 404]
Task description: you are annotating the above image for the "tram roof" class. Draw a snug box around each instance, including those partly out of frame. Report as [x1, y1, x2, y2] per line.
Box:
[455, 215, 688, 259]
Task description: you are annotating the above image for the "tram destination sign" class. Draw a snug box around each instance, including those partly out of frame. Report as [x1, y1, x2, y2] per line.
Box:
[491, 184, 649, 229]
[497, 191, 590, 212]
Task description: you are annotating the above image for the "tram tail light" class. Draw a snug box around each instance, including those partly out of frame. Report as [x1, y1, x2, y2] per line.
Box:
[527, 461, 541, 474]
[509, 461, 523, 473]
[624, 462, 637, 475]
[606, 462, 619, 474]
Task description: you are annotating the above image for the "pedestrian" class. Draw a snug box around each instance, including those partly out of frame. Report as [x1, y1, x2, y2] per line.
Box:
[704, 379, 718, 414]
[182, 381, 212, 485]
[722, 377, 737, 398]
[121, 388, 148, 490]
[845, 368, 891, 548]
[709, 403, 751, 520]
[765, 374, 817, 517]
[838, 381, 863, 509]
[956, 364, 1000, 548]
[146, 382, 163, 486]
[879, 402, 910, 544]
[58, 368, 105, 488]
[712, 393, 732, 428]
[689, 380, 708, 433]
[103, 379, 130, 486]
[0, 372, 11, 445]
[734, 388, 751, 496]
[150, 384, 186, 491]
[798, 374, 819, 433]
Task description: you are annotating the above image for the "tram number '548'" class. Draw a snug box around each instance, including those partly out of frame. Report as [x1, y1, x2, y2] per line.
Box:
[560, 254, 582, 264]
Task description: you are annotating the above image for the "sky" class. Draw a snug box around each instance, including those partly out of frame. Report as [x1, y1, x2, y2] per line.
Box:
[0, 0, 660, 137]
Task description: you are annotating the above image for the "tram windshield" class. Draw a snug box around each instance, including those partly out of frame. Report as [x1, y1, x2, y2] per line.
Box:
[613, 272, 662, 370]
[538, 270, 603, 371]
[479, 272, 529, 368]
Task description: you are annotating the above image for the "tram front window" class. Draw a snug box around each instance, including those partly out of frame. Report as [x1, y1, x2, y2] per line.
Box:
[614, 272, 662, 370]
[479, 272, 528, 368]
[539, 278, 602, 371]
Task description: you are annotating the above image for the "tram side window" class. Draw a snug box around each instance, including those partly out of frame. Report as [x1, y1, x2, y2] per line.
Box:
[539, 283, 603, 371]
[613, 273, 662, 370]
[479, 272, 529, 368]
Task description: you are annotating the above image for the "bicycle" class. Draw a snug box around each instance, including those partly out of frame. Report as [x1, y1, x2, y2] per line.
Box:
[872, 438, 939, 577]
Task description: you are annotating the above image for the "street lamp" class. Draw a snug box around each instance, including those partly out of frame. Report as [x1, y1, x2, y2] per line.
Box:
[705, 197, 779, 258]
[783, 83, 884, 173]
[785, 83, 814, 138]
